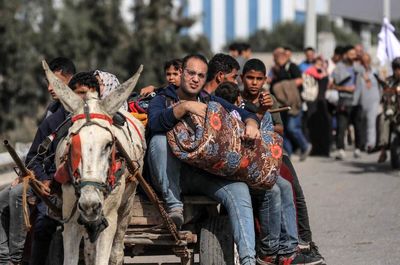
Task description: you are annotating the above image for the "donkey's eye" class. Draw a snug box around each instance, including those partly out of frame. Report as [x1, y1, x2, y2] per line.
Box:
[104, 142, 113, 150]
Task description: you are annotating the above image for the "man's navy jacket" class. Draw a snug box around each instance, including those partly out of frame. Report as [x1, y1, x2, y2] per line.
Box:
[147, 85, 259, 138]
[25, 106, 69, 181]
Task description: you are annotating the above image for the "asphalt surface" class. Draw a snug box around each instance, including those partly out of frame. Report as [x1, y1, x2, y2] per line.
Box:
[1, 150, 399, 265]
[295, 150, 400, 265]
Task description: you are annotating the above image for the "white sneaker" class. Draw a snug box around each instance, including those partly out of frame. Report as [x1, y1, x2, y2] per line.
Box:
[335, 149, 346, 160]
[353, 148, 361, 158]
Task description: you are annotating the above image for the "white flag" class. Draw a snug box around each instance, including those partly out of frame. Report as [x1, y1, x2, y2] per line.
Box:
[377, 18, 400, 66]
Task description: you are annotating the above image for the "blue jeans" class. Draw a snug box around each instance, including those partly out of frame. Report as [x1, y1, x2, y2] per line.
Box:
[148, 135, 183, 211]
[252, 176, 298, 256]
[0, 183, 26, 264]
[282, 112, 309, 156]
[148, 135, 256, 265]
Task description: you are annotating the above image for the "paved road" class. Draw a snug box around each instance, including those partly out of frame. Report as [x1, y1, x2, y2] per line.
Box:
[295, 150, 400, 265]
[2, 150, 399, 265]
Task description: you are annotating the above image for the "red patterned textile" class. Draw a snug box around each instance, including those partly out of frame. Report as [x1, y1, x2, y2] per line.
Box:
[167, 102, 282, 189]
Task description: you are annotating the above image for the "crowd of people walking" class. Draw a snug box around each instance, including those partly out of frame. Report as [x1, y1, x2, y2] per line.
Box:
[225, 42, 398, 163]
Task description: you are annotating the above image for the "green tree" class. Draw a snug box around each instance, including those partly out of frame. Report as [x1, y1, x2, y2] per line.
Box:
[125, 0, 212, 88]
[0, 0, 46, 134]
[54, 0, 129, 77]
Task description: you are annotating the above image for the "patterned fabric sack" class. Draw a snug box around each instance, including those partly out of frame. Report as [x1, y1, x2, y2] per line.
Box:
[167, 101, 283, 189]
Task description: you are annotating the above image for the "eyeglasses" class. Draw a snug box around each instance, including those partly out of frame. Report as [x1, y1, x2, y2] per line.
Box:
[184, 69, 206, 80]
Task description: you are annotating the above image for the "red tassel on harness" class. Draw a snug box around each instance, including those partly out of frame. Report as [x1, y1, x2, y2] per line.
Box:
[70, 134, 82, 176]
[54, 162, 69, 184]
[54, 134, 82, 184]
[108, 144, 118, 188]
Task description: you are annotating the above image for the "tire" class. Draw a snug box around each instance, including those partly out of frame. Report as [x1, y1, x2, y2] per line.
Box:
[199, 216, 235, 265]
[391, 135, 400, 169]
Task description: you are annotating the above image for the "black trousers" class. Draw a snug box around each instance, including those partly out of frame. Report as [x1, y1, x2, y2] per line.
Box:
[29, 208, 59, 265]
[307, 100, 332, 156]
[336, 105, 363, 150]
[282, 155, 312, 242]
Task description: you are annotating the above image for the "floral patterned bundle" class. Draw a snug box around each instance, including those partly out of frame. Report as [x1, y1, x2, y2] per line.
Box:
[167, 101, 283, 189]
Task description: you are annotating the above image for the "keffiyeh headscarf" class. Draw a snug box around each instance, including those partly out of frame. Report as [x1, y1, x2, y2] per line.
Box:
[94, 70, 128, 111]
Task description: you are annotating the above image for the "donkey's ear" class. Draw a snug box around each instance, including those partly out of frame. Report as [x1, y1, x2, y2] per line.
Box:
[100, 65, 143, 116]
[42, 60, 83, 113]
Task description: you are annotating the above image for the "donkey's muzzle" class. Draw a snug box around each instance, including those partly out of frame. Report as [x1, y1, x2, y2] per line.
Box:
[78, 214, 109, 243]
[78, 200, 102, 222]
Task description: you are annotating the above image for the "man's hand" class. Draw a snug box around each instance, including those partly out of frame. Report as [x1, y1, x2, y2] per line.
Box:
[185, 101, 207, 117]
[274, 125, 284, 136]
[173, 101, 207, 120]
[41, 180, 52, 197]
[243, 119, 260, 140]
[258, 92, 274, 110]
[140, 85, 156, 96]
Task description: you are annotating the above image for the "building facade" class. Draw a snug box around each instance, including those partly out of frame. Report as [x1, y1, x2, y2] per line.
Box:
[182, 0, 328, 52]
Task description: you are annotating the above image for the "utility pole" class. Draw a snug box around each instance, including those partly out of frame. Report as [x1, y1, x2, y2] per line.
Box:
[304, 0, 316, 49]
[383, 0, 390, 21]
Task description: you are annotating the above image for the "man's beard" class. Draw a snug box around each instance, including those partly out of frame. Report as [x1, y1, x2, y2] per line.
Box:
[180, 82, 203, 99]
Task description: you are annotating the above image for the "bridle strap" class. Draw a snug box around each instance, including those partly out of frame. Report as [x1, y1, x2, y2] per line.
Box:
[79, 180, 108, 192]
[72, 113, 113, 125]
[84, 102, 91, 122]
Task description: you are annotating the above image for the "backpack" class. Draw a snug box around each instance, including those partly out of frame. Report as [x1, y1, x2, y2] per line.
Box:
[301, 73, 319, 102]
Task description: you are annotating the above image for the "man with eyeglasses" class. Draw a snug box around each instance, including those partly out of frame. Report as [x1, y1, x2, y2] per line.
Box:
[147, 54, 260, 265]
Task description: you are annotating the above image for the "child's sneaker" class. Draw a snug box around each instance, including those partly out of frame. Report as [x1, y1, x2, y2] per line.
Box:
[278, 251, 323, 265]
[308, 242, 326, 265]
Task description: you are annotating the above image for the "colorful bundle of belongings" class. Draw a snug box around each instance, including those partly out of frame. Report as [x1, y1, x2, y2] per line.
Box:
[167, 101, 283, 189]
[128, 92, 157, 126]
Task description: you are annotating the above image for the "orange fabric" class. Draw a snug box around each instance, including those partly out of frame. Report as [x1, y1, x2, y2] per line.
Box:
[130, 112, 148, 127]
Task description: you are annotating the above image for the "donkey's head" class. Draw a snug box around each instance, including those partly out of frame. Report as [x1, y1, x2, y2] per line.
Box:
[43, 61, 143, 223]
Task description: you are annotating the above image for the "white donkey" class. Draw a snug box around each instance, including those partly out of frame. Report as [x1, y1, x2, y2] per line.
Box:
[42, 61, 146, 265]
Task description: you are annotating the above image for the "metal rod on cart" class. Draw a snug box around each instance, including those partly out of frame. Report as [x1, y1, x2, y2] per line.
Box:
[3, 140, 62, 217]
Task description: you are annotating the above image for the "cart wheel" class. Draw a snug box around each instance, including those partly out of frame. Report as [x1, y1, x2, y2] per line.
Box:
[199, 216, 235, 265]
